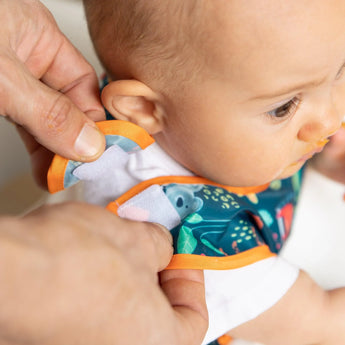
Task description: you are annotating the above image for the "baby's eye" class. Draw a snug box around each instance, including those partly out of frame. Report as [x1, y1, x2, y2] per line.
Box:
[267, 97, 300, 119]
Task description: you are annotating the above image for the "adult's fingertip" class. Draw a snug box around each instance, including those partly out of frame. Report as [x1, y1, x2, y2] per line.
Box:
[151, 223, 173, 245]
[144, 222, 173, 272]
[74, 123, 105, 160]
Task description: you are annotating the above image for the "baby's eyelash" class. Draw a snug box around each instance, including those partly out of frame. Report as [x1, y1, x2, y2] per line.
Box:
[266, 97, 300, 120]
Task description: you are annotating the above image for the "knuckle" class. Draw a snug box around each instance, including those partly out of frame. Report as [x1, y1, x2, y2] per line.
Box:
[0, 51, 15, 115]
[55, 202, 100, 220]
[42, 93, 73, 133]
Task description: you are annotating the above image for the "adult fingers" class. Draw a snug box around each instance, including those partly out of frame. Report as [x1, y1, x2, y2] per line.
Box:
[25, 203, 174, 274]
[160, 269, 209, 345]
[6, 0, 106, 123]
[324, 126, 345, 158]
[107, 219, 175, 274]
[28, 33, 105, 123]
[15, 126, 53, 188]
[80, 206, 175, 274]
[0, 49, 105, 162]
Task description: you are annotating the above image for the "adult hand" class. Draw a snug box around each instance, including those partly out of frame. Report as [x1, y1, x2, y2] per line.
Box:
[0, 203, 208, 345]
[0, 0, 106, 187]
[311, 125, 345, 186]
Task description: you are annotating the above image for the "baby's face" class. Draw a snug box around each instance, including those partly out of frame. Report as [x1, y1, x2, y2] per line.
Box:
[154, 0, 345, 187]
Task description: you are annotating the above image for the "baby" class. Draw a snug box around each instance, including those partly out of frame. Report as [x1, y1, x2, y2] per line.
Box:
[48, 1, 345, 344]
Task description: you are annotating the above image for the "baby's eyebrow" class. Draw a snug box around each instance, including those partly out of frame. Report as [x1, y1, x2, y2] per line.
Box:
[250, 60, 345, 101]
[250, 75, 327, 101]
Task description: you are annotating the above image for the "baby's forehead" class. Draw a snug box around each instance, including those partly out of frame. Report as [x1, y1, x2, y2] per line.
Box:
[190, 2, 344, 81]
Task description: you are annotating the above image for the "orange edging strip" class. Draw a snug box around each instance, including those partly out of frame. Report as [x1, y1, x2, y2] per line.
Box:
[166, 245, 275, 270]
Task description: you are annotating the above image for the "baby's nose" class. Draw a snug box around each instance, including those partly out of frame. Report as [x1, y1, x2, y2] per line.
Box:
[298, 99, 343, 144]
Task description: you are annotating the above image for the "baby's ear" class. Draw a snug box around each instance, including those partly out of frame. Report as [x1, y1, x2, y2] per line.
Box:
[101, 80, 165, 134]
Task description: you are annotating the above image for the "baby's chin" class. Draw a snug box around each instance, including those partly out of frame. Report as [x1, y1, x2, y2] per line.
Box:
[203, 173, 273, 189]
[198, 163, 305, 187]
[277, 160, 306, 180]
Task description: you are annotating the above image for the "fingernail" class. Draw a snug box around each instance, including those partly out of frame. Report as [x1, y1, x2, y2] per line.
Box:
[74, 123, 104, 158]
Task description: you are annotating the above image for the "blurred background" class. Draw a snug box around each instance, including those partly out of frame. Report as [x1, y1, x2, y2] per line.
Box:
[0, 1, 344, 343]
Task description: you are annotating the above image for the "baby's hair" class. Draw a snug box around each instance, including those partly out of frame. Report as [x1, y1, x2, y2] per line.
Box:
[83, 0, 210, 85]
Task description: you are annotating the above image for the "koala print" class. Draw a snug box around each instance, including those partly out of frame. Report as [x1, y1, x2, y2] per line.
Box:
[163, 184, 204, 220]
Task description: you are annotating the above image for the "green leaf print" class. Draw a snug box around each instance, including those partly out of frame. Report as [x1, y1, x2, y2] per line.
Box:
[292, 171, 302, 194]
[200, 238, 225, 256]
[258, 209, 274, 226]
[185, 213, 203, 224]
[270, 180, 282, 190]
[177, 226, 197, 254]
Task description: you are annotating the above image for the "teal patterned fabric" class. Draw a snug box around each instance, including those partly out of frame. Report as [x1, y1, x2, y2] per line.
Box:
[162, 174, 303, 345]
[165, 170, 303, 257]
